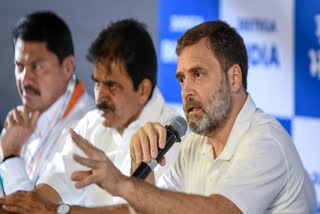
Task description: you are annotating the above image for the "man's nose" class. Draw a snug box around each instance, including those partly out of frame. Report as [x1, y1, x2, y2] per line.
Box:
[181, 77, 195, 100]
[95, 84, 111, 103]
[19, 66, 34, 86]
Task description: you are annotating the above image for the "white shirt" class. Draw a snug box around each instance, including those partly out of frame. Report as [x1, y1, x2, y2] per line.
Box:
[160, 95, 316, 214]
[0, 77, 95, 195]
[38, 87, 182, 206]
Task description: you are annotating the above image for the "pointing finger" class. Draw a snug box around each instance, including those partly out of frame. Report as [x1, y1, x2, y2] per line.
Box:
[73, 153, 100, 169]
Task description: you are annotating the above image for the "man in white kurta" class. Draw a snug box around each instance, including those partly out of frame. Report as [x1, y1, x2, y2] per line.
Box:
[38, 87, 180, 206]
[0, 75, 94, 194]
[0, 11, 94, 197]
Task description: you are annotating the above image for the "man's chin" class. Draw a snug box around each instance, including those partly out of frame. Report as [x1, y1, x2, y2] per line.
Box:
[187, 113, 203, 123]
[22, 101, 40, 112]
[101, 117, 114, 128]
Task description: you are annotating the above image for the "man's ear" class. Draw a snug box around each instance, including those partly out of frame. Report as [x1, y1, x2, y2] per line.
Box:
[137, 79, 152, 105]
[227, 64, 243, 92]
[62, 55, 75, 81]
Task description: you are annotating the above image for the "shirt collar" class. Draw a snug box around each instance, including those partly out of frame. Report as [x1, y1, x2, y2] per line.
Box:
[218, 94, 256, 161]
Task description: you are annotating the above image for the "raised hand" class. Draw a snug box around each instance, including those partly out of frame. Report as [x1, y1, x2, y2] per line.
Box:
[1, 107, 40, 158]
[70, 129, 126, 196]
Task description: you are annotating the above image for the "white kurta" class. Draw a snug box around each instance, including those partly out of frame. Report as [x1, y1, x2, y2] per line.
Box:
[0, 76, 95, 195]
[38, 87, 182, 206]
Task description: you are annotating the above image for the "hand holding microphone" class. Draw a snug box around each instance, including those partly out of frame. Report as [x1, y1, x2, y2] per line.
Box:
[130, 116, 187, 179]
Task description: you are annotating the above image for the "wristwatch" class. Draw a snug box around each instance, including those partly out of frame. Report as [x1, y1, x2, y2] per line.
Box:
[57, 203, 71, 214]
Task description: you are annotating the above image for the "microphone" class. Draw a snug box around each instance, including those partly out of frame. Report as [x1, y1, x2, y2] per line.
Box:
[131, 116, 187, 179]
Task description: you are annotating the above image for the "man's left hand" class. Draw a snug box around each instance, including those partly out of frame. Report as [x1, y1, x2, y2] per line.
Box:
[0, 190, 57, 214]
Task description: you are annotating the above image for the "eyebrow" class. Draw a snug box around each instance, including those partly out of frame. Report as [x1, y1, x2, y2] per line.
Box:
[176, 65, 204, 77]
[189, 66, 204, 73]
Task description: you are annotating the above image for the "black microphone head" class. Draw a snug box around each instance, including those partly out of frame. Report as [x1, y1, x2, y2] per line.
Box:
[169, 116, 187, 137]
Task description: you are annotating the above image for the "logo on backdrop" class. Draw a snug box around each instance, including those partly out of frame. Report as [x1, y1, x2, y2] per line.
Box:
[308, 14, 320, 80]
[238, 18, 280, 67]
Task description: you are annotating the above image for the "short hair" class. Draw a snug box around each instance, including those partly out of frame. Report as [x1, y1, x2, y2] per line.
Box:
[87, 19, 157, 96]
[176, 20, 248, 90]
[12, 11, 74, 64]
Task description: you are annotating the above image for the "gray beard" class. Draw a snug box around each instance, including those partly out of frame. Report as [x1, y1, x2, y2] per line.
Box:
[186, 81, 232, 136]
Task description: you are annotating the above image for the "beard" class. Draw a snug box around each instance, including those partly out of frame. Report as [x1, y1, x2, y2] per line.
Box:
[184, 75, 232, 136]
